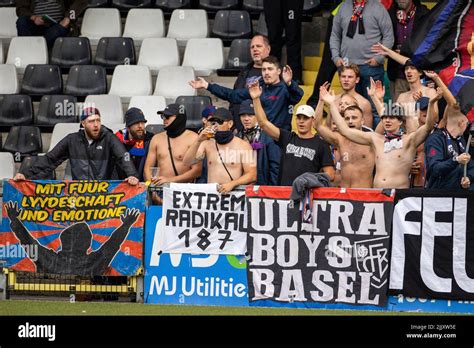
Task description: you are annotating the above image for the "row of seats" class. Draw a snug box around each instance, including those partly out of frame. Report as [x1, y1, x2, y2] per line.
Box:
[1, 63, 198, 101]
[2, 35, 251, 76]
[0, 0, 321, 15]
[2, 36, 249, 76]
[0, 93, 211, 128]
[1, 8, 268, 46]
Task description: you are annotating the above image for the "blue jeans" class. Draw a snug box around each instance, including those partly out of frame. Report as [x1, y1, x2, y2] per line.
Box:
[356, 64, 385, 129]
[16, 16, 69, 48]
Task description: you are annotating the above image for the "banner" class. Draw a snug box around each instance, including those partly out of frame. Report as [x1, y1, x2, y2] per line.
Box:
[0, 180, 146, 276]
[401, 0, 474, 121]
[246, 186, 394, 307]
[144, 206, 248, 306]
[160, 184, 247, 255]
[390, 190, 474, 300]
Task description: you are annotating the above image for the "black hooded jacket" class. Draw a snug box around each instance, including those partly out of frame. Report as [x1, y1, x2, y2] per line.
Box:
[22, 126, 138, 180]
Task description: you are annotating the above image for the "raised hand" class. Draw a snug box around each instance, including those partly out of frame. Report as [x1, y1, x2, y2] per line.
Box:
[189, 77, 209, 90]
[248, 80, 262, 100]
[282, 65, 293, 85]
[320, 87, 336, 104]
[423, 70, 438, 80]
[319, 82, 331, 101]
[5, 201, 21, 220]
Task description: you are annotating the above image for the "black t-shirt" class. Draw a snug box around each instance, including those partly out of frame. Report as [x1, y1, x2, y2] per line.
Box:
[277, 129, 334, 186]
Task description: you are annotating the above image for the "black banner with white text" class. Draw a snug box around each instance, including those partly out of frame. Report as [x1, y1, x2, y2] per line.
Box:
[246, 187, 394, 307]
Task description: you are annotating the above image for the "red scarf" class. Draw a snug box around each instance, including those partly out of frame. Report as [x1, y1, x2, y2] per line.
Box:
[347, 0, 366, 38]
[397, 3, 416, 26]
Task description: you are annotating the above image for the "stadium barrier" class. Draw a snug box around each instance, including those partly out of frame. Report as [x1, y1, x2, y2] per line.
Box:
[1, 180, 474, 313]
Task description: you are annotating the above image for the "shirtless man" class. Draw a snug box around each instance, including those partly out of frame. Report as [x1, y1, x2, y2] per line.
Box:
[315, 88, 375, 188]
[183, 107, 257, 194]
[321, 87, 437, 189]
[144, 103, 202, 187]
[337, 64, 374, 128]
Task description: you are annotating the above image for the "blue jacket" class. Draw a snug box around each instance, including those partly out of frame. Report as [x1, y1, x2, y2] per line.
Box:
[207, 80, 304, 131]
[255, 132, 280, 186]
[425, 128, 474, 190]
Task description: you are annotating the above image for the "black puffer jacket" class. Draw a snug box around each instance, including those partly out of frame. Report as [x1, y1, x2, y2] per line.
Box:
[22, 126, 138, 180]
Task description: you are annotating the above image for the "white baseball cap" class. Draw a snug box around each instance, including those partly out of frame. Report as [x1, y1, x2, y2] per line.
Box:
[295, 105, 315, 118]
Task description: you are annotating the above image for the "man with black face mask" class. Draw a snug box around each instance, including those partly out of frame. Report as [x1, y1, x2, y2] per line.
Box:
[144, 104, 202, 188]
[183, 108, 257, 194]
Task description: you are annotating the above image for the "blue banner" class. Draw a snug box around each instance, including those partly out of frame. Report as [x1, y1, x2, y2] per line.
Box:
[144, 206, 248, 306]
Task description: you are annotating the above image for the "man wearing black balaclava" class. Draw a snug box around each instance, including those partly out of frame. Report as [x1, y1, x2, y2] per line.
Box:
[183, 107, 257, 194]
[144, 103, 202, 195]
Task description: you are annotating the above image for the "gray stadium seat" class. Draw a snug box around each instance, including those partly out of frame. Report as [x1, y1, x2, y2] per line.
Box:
[154, 66, 196, 103]
[0, 94, 33, 126]
[217, 38, 251, 76]
[123, 9, 165, 43]
[35, 95, 78, 126]
[51, 37, 92, 71]
[0, 152, 15, 179]
[175, 95, 212, 129]
[166, 9, 208, 46]
[95, 37, 136, 71]
[108, 65, 152, 101]
[137, 38, 179, 75]
[80, 8, 122, 45]
[0, 64, 19, 94]
[182, 38, 224, 76]
[212, 10, 252, 43]
[84, 94, 124, 124]
[20, 64, 63, 99]
[6, 36, 48, 72]
[3, 126, 42, 157]
[49, 123, 80, 151]
[64, 65, 107, 99]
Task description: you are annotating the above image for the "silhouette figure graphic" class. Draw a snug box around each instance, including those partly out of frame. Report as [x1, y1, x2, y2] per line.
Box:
[5, 201, 140, 276]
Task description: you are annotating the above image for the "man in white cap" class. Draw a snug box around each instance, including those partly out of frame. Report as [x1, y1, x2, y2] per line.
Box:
[249, 82, 334, 186]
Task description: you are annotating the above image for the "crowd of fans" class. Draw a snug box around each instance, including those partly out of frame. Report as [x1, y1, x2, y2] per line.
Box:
[12, 0, 474, 193]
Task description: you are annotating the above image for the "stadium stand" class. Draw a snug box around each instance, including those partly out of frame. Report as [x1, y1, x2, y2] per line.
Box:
[154, 66, 196, 103]
[123, 9, 165, 43]
[48, 123, 80, 151]
[137, 38, 180, 75]
[95, 37, 136, 71]
[175, 95, 212, 130]
[51, 37, 92, 71]
[211, 10, 252, 44]
[20, 64, 63, 100]
[87, 0, 109, 7]
[0, 64, 19, 94]
[80, 8, 122, 45]
[182, 38, 224, 76]
[0, 94, 33, 126]
[64, 65, 107, 99]
[128, 95, 166, 124]
[198, 0, 239, 11]
[6, 37, 48, 72]
[242, 0, 264, 14]
[155, 0, 191, 12]
[35, 95, 79, 126]
[84, 94, 124, 124]
[0, 8, 17, 41]
[112, 0, 153, 13]
[2, 126, 42, 157]
[108, 65, 152, 100]
[217, 38, 251, 76]
[0, 152, 15, 180]
[166, 9, 208, 45]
